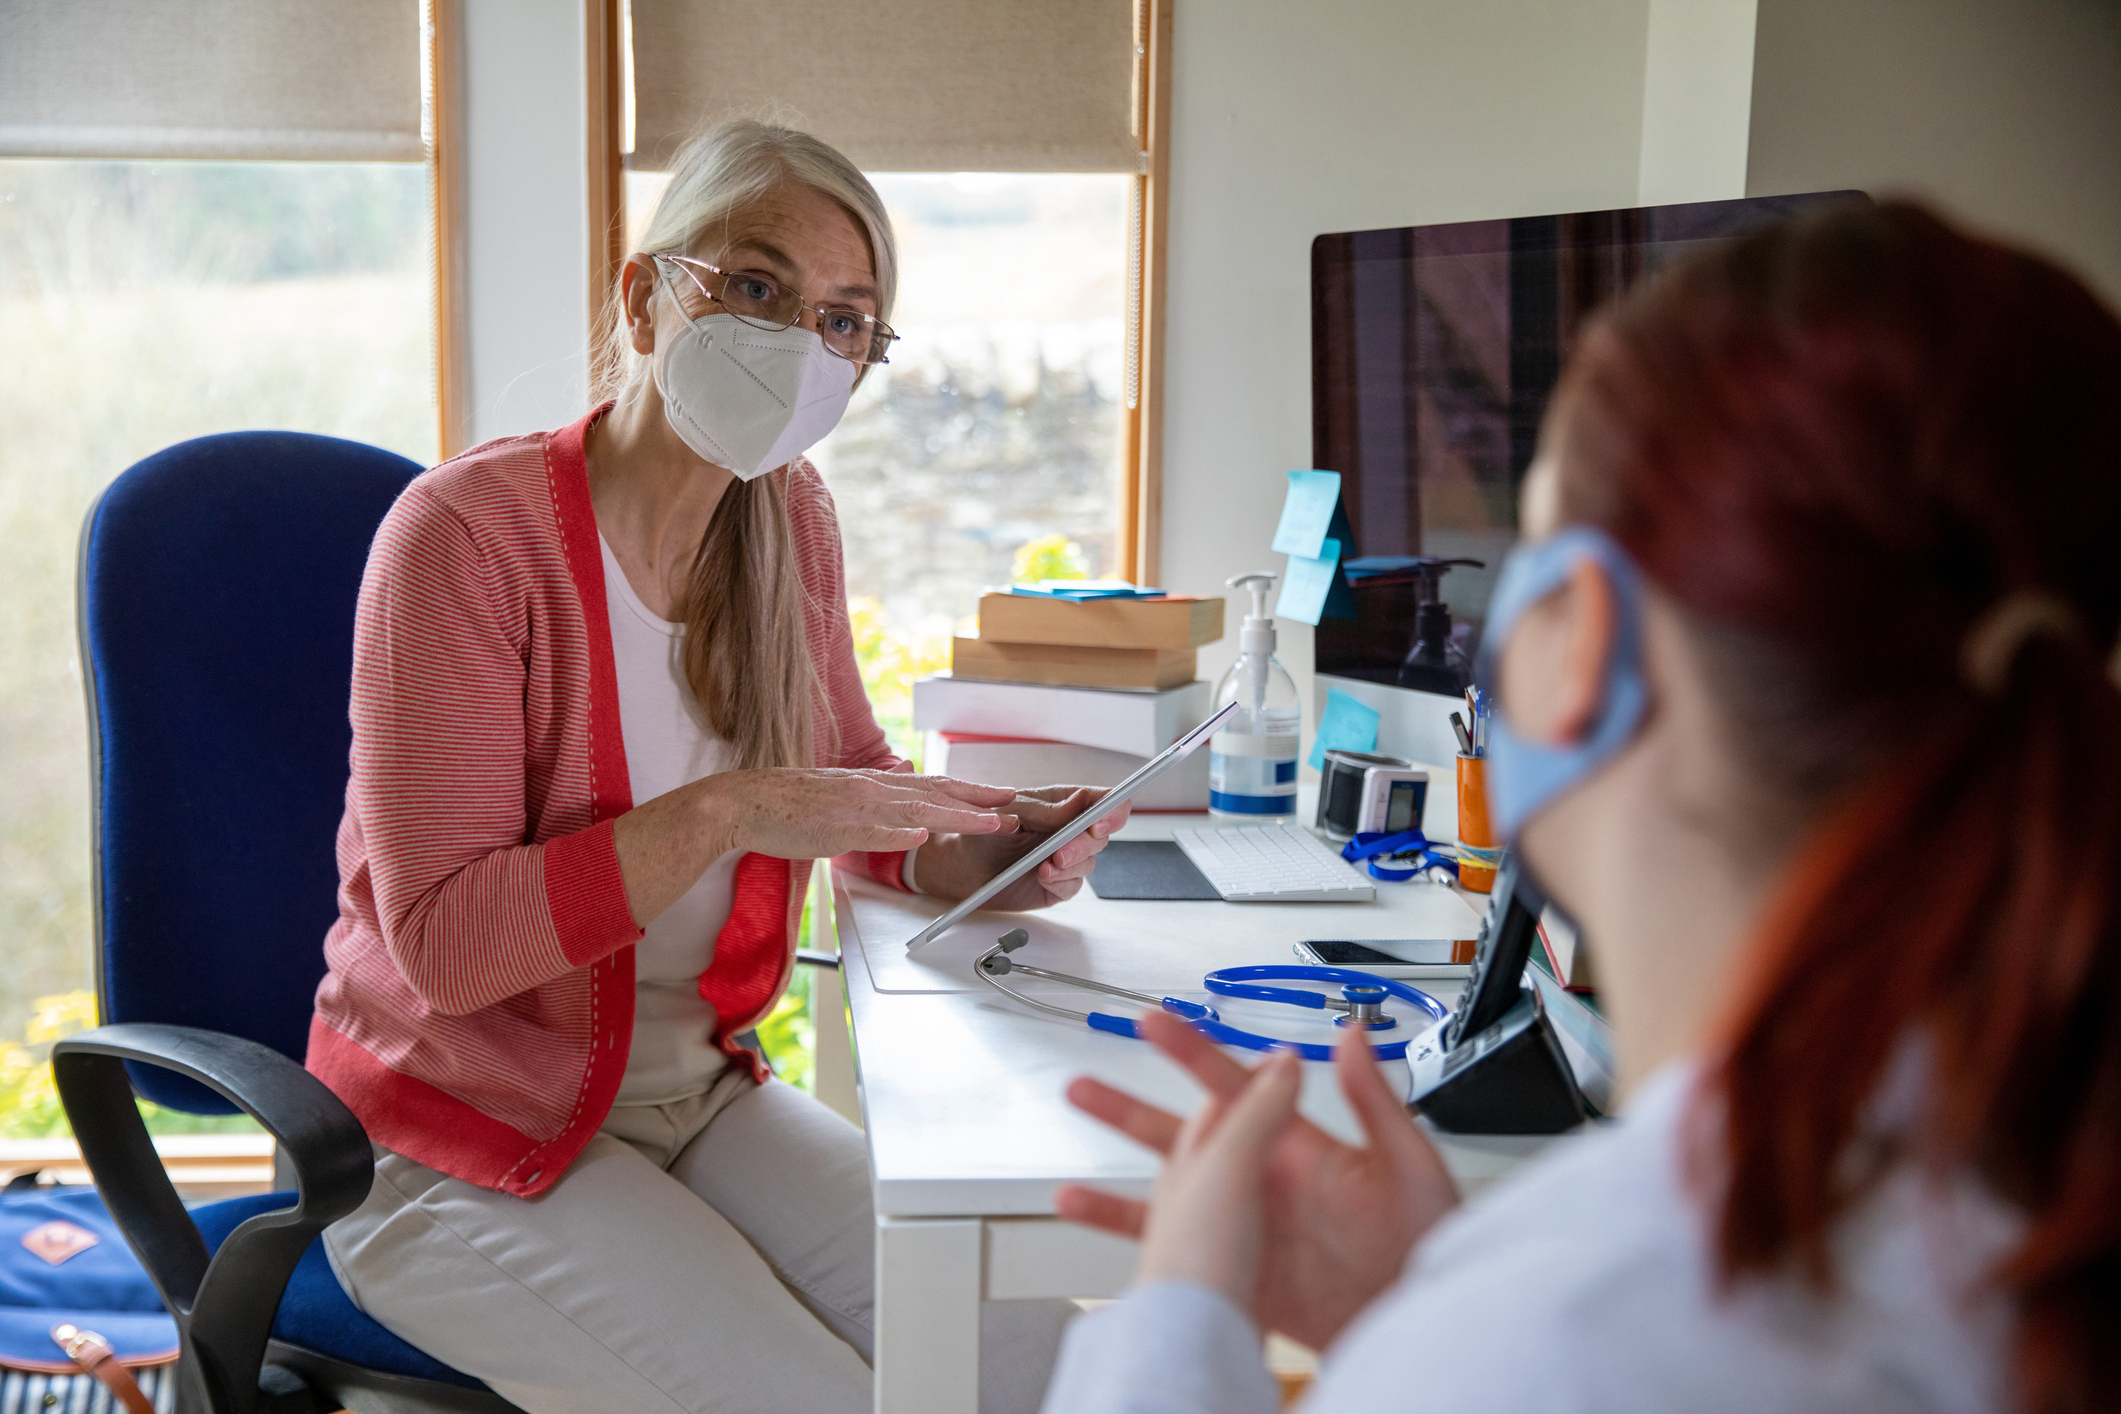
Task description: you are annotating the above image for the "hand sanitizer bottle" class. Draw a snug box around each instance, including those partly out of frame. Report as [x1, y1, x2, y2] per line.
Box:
[1209, 572, 1301, 821]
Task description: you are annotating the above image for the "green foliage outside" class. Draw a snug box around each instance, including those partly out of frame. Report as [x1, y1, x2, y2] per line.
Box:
[0, 991, 262, 1139]
[1010, 534, 1091, 584]
[753, 898, 825, 1093]
[847, 597, 955, 767]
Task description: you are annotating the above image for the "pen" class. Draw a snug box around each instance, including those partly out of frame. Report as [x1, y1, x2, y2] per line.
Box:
[1451, 711, 1474, 756]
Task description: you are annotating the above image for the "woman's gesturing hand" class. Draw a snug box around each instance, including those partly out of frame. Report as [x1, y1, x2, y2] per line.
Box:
[1054, 1010, 1460, 1351]
[1119, 1047, 1303, 1310]
[614, 768, 1017, 928]
[913, 784, 1131, 910]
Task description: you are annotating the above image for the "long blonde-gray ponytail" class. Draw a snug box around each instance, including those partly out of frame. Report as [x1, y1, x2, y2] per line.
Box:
[594, 119, 897, 771]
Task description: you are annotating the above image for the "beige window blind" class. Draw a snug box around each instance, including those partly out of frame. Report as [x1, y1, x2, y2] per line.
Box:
[628, 0, 1137, 172]
[0, 0, 422, 162]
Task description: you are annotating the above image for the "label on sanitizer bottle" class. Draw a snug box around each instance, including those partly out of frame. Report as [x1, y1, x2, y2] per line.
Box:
[1208, 714, 1299, 818]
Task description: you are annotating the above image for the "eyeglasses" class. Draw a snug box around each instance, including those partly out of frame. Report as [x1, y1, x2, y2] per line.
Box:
[653, 254, 897, 366]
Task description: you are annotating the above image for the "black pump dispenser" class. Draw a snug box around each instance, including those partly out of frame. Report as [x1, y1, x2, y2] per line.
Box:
[1396, 557, 1483, 695]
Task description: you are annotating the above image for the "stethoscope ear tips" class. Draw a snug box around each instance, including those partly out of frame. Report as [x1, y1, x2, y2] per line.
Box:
[979, 928, 1033, 975]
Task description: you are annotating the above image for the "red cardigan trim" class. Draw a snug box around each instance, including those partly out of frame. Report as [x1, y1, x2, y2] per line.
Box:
[544, 407, 787, 1091]
[525, 406, 641, 1188]
[308, 1022, 568, 1195]
[544, 409, 635, 826]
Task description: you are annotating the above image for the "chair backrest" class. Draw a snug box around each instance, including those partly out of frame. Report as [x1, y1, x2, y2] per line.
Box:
[79, 433, 421, 1111]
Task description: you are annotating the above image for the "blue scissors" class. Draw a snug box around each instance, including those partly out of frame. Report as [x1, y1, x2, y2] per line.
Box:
[974, 929, 1449, 1061]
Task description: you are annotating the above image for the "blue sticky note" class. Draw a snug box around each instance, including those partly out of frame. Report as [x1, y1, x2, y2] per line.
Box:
[1321, 499, 1359, 620]
[1276, 537, 1341, 626]
[1271, 470, 1343, 558]
[1308, 688, 1381, 770]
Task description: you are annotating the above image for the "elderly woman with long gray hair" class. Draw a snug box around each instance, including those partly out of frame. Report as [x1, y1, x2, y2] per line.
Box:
[302, 120, 1115, 1412]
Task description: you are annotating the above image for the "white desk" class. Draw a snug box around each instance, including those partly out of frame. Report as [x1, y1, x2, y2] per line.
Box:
[834, 807, 1557, 1414]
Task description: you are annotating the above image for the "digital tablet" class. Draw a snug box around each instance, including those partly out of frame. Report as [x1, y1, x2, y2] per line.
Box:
[903, 698, 1241, 949]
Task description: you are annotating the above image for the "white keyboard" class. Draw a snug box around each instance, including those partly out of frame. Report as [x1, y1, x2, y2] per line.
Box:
[1171, 824, 1376, 902]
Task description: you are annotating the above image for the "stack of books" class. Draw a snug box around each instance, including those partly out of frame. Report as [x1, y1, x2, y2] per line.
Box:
[950, 589, 1224, 691]
[917, 589, 1226, 809]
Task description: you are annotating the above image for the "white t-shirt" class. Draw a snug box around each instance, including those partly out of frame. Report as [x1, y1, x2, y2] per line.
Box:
[1042, 1060, 2020, 1414]
[600, 534, 740, 1105]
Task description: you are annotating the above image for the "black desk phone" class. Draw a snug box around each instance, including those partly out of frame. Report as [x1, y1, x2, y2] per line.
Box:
[1404, 853, 1588, 1133]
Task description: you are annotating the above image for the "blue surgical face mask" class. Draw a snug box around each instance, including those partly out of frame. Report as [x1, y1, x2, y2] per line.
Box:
[1476, 526, 1651, 838]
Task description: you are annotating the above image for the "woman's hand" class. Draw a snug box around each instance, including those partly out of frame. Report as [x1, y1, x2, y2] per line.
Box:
[1055, 1009, 1460, 1350]
[912, 784, 1131, 909]
[705, 768, 1022, 859]
[614, 768, 1017, 927]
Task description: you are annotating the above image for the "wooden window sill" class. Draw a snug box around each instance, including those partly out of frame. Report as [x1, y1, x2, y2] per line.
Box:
[0, 1134, 276, 1201]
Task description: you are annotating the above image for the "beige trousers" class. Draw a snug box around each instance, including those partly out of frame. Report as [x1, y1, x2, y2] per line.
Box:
[323, 1072, 1072, 1414]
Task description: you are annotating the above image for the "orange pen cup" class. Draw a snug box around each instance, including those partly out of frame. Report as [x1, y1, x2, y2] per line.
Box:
[1455, 753, 1500, 893]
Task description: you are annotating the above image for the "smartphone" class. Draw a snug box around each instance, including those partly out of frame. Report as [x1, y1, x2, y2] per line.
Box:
[1293, 939, 1473, 978]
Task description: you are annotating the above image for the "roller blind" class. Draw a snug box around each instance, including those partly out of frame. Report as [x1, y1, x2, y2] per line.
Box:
[0, 0, 422, 162]
[629, 0, 1138, 173]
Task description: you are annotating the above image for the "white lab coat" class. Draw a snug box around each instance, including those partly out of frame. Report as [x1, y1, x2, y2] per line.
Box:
[1041, 1062, 2018, 1414]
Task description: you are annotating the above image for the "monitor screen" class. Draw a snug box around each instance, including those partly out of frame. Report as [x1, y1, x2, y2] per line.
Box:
[1309, 190, 1864, 688]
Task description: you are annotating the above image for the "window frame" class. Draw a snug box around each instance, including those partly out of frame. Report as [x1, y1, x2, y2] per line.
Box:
[426, 0, 471, 459]
[1120, 0, 1173, 587]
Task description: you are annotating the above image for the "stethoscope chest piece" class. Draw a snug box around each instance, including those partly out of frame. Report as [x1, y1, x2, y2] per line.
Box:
[1334, 982, 1394, 1030]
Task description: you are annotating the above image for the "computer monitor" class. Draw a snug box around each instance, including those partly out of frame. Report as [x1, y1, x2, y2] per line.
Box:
[1310, 190, 1865, 695]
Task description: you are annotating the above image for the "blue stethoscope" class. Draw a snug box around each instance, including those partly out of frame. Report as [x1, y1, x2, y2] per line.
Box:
[1340, 827, 1463, 882]
[975, 928, 1449, 1061]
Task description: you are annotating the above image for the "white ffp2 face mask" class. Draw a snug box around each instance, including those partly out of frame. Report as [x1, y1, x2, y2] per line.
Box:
[652, 285, 856, 480]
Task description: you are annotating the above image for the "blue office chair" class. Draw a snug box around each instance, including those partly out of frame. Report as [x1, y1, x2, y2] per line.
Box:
[53, 433, 522, 1414]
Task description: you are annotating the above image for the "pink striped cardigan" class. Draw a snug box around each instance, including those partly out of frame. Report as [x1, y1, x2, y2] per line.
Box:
[307, 406, 906, 1196]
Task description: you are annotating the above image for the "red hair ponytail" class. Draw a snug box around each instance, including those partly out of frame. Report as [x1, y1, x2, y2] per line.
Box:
[1559, 202, 2121, 1413]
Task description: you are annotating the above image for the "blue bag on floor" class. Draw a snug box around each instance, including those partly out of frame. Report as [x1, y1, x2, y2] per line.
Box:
[0, 1180, 176, 1412]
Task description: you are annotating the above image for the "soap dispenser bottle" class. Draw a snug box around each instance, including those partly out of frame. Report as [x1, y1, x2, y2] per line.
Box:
[1210, 572, 1302, 821]
[1395, 557, 1484, 695]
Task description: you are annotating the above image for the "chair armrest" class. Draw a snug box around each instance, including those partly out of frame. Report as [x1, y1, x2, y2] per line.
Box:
[54, 1024, 372, 1414]
[794, 949, 840, 970]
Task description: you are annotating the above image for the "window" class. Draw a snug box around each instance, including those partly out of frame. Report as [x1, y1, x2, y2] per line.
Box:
[0, 158, 435, 1134]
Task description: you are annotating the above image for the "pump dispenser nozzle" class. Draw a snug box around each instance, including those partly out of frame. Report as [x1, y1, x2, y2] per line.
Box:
[1226, 571, 1278, 658]
[1211, 571, 1300, 820]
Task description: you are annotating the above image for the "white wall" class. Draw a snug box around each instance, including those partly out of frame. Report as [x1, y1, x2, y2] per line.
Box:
[1156, 0, 1656, 750]
[1637, 0, 1757, 204]
[460, 0, 592, 443]
[1747, 0, 2121, 304]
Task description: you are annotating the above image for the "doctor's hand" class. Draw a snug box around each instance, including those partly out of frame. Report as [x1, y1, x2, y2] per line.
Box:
[1055, 1010, 1460, 1351]
[912, 784, 1130, 910]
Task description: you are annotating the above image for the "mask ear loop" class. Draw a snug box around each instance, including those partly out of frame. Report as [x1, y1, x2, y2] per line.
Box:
[659, 262, 705, 336]
[1474, 527, 1652, 839]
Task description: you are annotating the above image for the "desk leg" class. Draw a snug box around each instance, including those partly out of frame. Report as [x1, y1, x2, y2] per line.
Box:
[874, 1216, 981, 1414]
